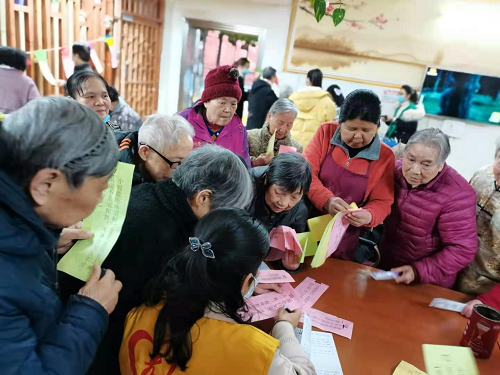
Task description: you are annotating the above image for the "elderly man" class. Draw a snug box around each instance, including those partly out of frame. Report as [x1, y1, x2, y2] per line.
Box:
[379, 128, 477, 288]
[115, 114, 194, 185]
[69, 145, 254, 375]
[0, 97, 122, 374]
[248, 98, 304, 167]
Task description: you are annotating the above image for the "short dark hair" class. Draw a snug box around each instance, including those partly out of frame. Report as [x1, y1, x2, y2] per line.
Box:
[262, 66, 277, 80]
[401, 84, 419, 104]
[146, 207, 269, 370]
[235, 57, 250, 67]
[0, 46, 28, 71]
[72, 43, 91, 62]
[264, 153, 312, 195]
[327, 84, 344, 107]
[307, 68, 323, 88]
[65, 71, 110, 99]
[108, 85, 119, 102]
[339, 89, 381, 125]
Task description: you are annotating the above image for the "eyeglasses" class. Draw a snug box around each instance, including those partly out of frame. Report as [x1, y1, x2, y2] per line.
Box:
[139, 143, 181, 169]
[476, 181, 500, 217]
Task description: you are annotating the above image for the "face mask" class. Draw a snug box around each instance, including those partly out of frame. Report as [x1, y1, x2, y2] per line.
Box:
[242, 69, 250, 76]
[243, 276, 258, 299]
[397, 96, 405, 103]
[103, 114, 110, 122]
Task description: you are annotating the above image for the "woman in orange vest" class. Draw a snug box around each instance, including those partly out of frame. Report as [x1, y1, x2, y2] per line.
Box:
[120, 207, 315, 375]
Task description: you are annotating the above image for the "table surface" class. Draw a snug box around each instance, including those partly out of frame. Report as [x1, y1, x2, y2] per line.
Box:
[268, 258, 500, 374]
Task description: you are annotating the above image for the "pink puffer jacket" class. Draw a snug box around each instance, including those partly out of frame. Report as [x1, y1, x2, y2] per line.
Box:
[379, 160, 478, 288]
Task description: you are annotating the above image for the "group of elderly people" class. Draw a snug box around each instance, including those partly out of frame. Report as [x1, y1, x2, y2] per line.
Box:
[1, 62, 499, 375]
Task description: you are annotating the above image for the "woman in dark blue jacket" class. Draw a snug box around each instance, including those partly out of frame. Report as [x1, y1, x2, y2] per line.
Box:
[0, 97, 122, 374]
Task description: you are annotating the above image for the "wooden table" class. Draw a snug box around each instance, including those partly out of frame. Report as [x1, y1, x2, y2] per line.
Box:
[273, 258, 500, 374]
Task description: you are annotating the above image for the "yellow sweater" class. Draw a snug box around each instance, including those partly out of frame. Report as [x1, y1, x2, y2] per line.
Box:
[120, 304, 280, 375]
[289, 87, 337, 148]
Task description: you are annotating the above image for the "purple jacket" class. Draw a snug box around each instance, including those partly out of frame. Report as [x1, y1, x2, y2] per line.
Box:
[379, 160, 477, 288]
[177, 103, 251, 167]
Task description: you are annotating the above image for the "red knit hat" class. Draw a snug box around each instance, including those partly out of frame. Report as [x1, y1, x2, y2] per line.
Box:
[201, 65, 242, 103]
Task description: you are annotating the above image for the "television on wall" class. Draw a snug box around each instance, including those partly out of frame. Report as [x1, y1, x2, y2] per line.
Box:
[421, 67, 500, 125]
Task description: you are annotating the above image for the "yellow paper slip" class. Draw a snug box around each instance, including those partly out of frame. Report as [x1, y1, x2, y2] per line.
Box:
[422, 345, 479, 375]
[297, 232, 318, 263]
[393, 360, 427, 375]
[310, 214, 337, 268]
[266, 129, 276, 156]
[57, 162, 135, 281]
[307, 214, 332, 243]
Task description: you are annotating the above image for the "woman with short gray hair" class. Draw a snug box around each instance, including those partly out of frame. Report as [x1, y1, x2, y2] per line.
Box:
[0, 97, 123, 374]
[247, 98, 304, 167]
[78, 144, 254, 374]
[379, 128, 477, 288]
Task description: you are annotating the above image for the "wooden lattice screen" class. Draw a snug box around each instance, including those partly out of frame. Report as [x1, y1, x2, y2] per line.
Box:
[0, 0, 164, 117]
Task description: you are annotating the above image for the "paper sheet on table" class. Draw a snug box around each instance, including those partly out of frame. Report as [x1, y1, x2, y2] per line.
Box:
[279, 145, 298, 154]
[429, 298, 466, 313]
[57, 162, 134, 281]
[266, 129, 276, 156]
[422, 345, 478, 375]
[305, 308, 354, 340]
[295, 277, 329, 310]
[258, 270, 295, 284]
[243, 283, 304, 322]
[89, 47, 104, 73]
[393, 361, 427, 375]
[33, 50, 57, 85]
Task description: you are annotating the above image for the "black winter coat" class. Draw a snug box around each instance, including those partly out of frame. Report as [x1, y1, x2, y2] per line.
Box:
[247, 80, 278, 130]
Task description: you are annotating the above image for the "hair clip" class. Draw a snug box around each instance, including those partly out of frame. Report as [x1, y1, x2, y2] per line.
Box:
[188, 237, 215, 259]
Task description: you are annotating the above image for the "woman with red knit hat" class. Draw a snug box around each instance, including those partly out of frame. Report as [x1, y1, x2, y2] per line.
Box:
[178, 65, 251, 167]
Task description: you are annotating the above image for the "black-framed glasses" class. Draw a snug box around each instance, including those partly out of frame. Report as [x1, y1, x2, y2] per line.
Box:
[139, 143, 181, 169]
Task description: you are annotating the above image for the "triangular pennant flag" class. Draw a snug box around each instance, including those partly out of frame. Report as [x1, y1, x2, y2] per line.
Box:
[60, 47, 75, 78]
[88, 43, 104, 73]
[33, 50, 57, 85]
[105, 35, 118, 69]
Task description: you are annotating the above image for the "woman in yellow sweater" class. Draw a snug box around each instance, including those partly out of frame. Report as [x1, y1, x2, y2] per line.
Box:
[120, 208, 315, 375]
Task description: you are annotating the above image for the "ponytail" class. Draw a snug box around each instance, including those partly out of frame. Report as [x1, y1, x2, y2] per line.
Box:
[402, 84, 419, 104]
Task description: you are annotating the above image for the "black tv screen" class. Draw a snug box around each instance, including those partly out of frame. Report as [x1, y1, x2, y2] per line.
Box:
[421, 68, 500, 125]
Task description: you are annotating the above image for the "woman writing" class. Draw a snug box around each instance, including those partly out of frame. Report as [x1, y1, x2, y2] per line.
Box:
[119, 208, 314, 375]
[304, 89, 395, 261]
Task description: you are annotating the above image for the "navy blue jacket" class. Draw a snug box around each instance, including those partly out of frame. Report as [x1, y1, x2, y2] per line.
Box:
[0, 170, 108, 374]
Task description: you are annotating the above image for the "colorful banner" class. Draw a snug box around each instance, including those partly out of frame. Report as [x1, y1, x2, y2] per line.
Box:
[105, 35, 118, 68]
[60, 47, 75, 78]
[33, 50, 57, 85]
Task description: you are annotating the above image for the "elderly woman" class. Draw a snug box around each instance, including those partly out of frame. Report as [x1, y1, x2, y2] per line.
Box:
[459, 139, 500, 316]
[0, 98, 122, 374]
[304, 89, 395, 261]
[66, 70, 121, 131]
[115, 114, 194, 185]
[178, 65, 250, 167]
[379, 128, 477, 287]
[248, 99, 304, 167]
[69, 145, 253, 375]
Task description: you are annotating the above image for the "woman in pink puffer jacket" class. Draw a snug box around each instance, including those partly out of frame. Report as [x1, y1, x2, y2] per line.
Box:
[379, 128, 477, 288]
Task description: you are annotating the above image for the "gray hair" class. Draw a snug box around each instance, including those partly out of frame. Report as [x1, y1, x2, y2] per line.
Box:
[404, 128, 451, 165]
[138, 114, 194, 151]
[172, 145, 253, 209]
[279, 85, 294, 99]
[1, 97, 118, 189]
[268, 99, 298, 119]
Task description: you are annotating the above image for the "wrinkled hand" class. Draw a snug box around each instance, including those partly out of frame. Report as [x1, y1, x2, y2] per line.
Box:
[461, 299, 482, 318]
[392, 265, 415, 285]
[58, 222, 93, 254]
[345, 209, 372, 227]
[276, 307, 302, 329]
[78, 264, 122, 314]
[252, 153, 273, 167]
[282, 250, 300, 271]
[254, 283, 284, 295]
[324, 197, 351, 216]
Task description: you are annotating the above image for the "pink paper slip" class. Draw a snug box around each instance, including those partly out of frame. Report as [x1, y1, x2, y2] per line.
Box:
[295, 277, 329, 310]
[270, 226, 303, 255]
[243, 283, 304, 322]
[306, 308, 354, 340]
[258, 270, 295, 284]
[326, 211, 350, 258]
[265, 248, 285, 262]
[269, 227, 286, 251]
[278, 145, 298, 154]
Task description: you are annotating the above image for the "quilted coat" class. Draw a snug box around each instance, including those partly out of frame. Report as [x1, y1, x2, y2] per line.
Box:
[379, 160, 478, 288]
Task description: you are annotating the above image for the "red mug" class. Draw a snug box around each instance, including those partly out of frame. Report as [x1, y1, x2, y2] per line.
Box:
[459, 304, 500, 359]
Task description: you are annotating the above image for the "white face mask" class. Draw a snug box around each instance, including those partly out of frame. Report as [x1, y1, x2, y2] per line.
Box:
[243, 276, 258, 299]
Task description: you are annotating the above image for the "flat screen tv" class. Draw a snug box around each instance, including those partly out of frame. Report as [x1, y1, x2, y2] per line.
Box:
[421, 67, 500, 125]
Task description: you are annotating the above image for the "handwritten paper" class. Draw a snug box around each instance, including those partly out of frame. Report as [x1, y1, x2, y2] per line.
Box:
[422, 345, 479, 375]
[326, 211, 350, 258]
[258, 270, 295, 284]
[295, 277, 329, 310]
[305, 308, 354, 340]
[57, 162, 134, 281]
[279, 145, 298, 154]
[299, 313, 312, 356]
[244, 283, 304, 322]
[267, 226, 304, 261]
[33, 50, 57, 85]
[266, 129, 277, 157]
[393, 361, 427, 375]
[429, 298, 466, 313]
